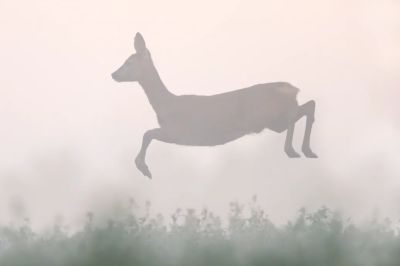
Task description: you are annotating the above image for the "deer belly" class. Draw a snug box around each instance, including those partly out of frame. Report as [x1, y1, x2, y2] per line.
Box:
[160, 94, 297, 145]
[161, 114, 287, 146]
[160, 123, 242, 146]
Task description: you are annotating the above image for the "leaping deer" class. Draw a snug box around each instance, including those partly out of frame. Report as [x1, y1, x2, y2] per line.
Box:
[112, 33, 317, 179]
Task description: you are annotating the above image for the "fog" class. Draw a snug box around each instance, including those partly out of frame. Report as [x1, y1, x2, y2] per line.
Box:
[0, 0, 399, 229]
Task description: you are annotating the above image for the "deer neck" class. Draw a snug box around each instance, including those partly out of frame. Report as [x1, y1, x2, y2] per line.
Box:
[138, 63, 174, 116]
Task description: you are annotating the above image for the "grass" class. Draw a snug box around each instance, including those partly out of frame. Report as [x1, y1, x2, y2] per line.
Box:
[0, 198, 399, 266]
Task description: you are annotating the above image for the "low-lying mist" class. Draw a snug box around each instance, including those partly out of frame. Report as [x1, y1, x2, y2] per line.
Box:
[0, 198, 399, 266]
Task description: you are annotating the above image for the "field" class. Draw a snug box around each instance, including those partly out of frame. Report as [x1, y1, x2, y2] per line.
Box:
[0, 198, 399, 266]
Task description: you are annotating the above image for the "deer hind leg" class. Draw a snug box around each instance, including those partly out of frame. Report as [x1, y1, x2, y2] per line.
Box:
[296, 100, 317, 158]
[284, 118, 301, 158]
[135, 128, 165, 179]
[284, 100, 317, 158]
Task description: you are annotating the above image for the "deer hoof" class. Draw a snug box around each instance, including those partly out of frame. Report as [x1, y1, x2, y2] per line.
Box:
[285, 147, 301, 158]
[135, 157, 152, 179]
[302, 147, 318, 158]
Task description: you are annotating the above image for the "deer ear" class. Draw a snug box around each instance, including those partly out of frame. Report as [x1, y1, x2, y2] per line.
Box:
[134, 33, 147, 53]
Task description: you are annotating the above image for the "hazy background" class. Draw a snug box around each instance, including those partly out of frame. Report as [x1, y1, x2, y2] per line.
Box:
[0, 0, 399, 229]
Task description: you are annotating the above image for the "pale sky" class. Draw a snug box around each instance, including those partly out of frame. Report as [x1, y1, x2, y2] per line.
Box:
[0, 0, 399, 229]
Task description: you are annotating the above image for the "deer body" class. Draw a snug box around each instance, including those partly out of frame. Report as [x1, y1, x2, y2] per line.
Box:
[112, 33, 317, 178]
[156, 83, 298, 145]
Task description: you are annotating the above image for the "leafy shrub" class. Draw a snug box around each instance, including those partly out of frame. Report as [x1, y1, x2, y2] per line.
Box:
[0, 198, 399, 266]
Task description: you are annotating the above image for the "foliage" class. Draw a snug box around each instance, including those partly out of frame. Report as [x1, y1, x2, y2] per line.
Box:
[0, 198, 399, 266]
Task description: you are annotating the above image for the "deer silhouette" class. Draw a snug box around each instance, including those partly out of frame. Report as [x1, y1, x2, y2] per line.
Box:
[112, 33, 317, 178]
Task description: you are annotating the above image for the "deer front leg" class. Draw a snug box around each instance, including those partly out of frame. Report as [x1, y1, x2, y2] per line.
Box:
[135, 128, 164, 179]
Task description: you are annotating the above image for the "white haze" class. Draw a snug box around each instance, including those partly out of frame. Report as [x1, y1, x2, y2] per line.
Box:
[0, 0, 399, 229]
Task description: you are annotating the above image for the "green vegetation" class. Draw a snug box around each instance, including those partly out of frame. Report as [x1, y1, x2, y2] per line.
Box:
[0, 198, 399, 266]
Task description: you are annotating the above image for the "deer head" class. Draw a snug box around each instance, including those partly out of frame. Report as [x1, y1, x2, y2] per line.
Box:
[111, 33, 151, 82]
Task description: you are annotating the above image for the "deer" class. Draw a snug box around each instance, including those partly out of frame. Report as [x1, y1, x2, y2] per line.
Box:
[112, 33, 317, 179]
